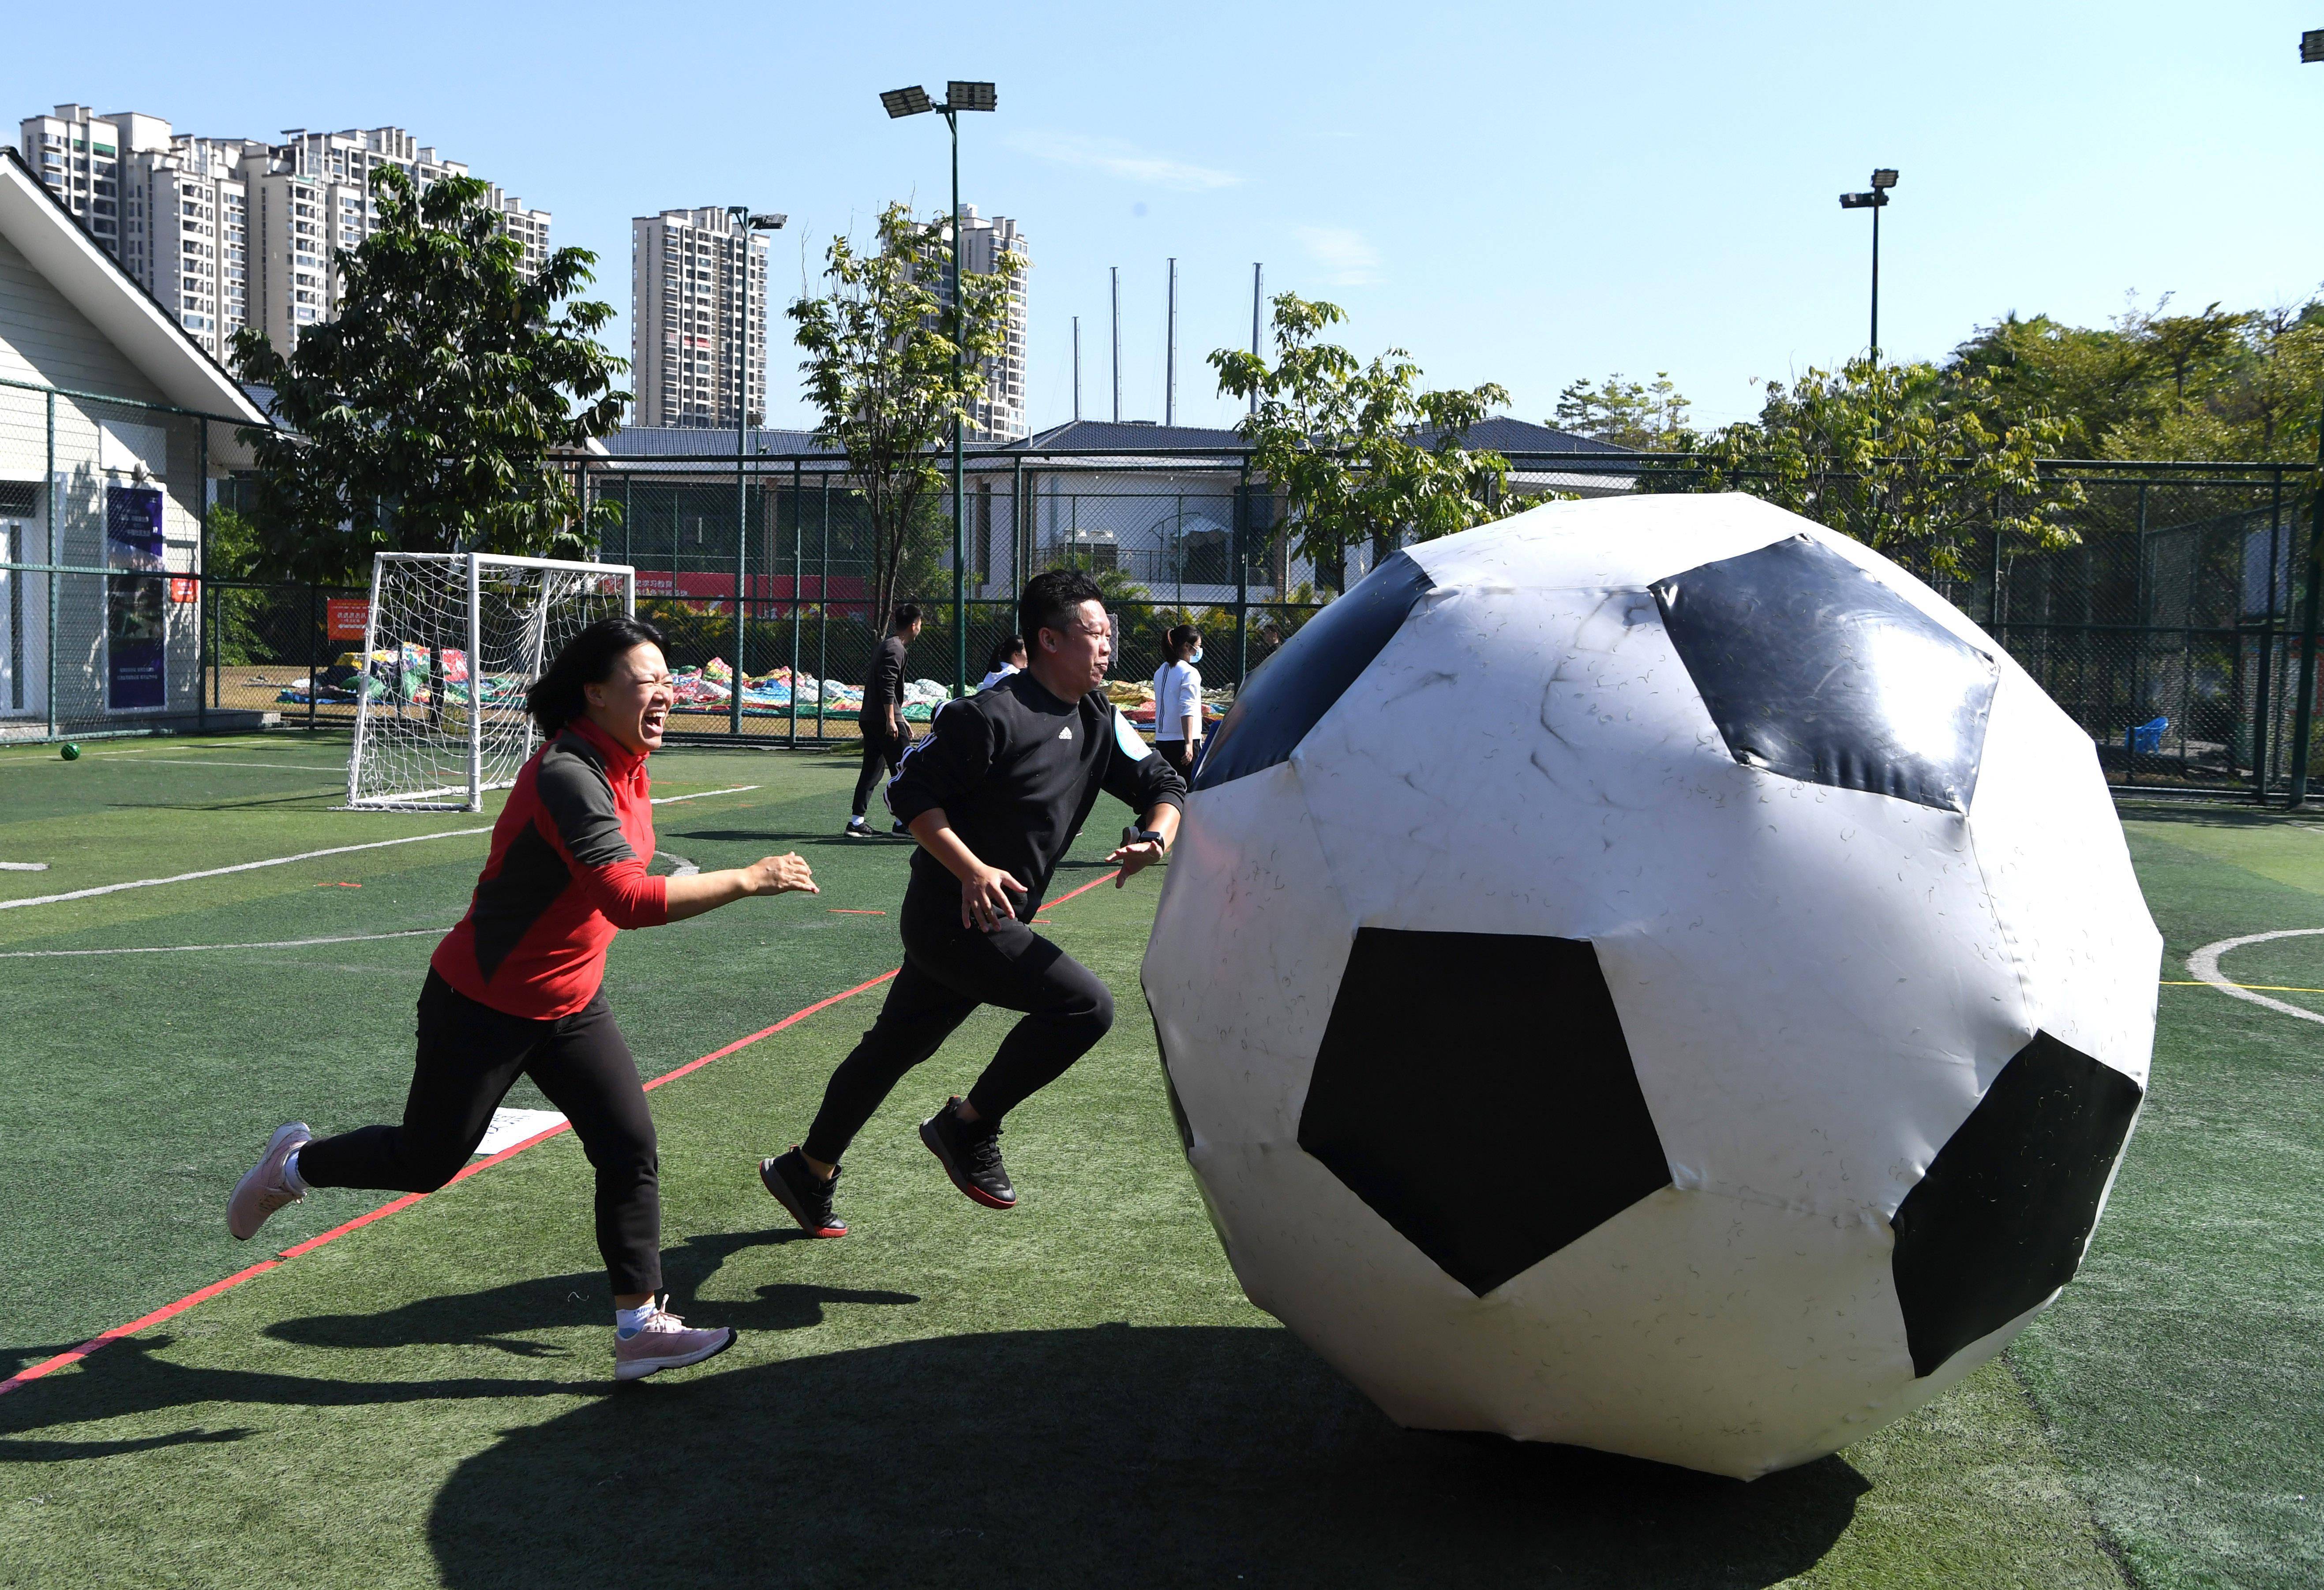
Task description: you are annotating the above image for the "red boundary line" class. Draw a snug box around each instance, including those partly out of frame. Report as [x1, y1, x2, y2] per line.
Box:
[0, 869, 1123, 1399]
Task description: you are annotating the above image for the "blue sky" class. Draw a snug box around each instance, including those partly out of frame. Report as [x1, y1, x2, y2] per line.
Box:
[10, 1, 2324, 432]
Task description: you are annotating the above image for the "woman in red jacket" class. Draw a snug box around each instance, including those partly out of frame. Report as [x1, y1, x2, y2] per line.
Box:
[226, 616, 817, 1382]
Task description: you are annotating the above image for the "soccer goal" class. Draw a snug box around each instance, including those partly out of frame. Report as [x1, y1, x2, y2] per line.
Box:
[345, 552, 636, 811]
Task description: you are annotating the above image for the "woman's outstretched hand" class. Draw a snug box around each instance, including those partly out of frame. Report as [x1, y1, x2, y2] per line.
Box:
[744, 853, 818, 896]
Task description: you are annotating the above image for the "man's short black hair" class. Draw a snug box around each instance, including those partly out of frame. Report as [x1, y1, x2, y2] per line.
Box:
[892, 603, 922, 632]
[1018, 569, 1105, 650]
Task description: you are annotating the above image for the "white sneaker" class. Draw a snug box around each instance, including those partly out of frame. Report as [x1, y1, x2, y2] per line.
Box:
[227, 1122, 311, 1241]
[614, 1302, 736, 1382]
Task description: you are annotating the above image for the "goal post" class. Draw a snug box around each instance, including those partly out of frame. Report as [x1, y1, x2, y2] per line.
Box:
[345, 552, 637, 812]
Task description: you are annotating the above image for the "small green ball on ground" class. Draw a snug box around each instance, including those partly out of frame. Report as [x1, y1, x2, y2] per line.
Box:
[59, 743, 80, 760]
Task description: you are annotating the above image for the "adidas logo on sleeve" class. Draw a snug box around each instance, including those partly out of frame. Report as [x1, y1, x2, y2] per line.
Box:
[1058, 726, 1072, 739]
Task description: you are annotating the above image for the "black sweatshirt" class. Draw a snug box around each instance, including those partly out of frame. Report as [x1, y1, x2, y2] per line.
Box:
[860, 635, 909, 726]
[886, 670, 1187, 919]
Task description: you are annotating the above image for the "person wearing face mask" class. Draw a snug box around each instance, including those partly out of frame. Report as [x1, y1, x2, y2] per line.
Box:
[224, 616, 820, 1382]
[756, 569, 1186, 1233]
[1149, 625, 1205, 780]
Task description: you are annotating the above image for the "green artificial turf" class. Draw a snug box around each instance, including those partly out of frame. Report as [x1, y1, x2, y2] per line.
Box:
[0, 741, 2310, 1586]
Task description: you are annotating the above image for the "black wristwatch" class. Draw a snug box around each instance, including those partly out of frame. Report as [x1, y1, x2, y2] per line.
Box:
[1124, 826, 1167, 852]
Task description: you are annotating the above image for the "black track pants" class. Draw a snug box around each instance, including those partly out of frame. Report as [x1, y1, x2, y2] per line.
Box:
[801, 893, 1115, 1164]
[297, 969, 661, 1296]
[852, 722, 909, 817]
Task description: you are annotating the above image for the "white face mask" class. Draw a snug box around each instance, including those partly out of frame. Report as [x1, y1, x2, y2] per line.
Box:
[1190, 647, 1203, 664]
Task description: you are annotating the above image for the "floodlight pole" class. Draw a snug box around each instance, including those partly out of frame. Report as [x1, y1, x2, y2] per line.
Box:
[728, 208, 783, 738]
[1869, 198, 1881, 359]
[947, 104, 966, 701]
[885, 81, 992, 700]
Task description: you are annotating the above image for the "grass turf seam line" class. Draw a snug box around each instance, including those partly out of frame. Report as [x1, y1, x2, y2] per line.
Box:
[0, 866, 1126, 1401]
[0, 828, 494, 911]
[0, 785, 760, 913]
[0, 927, 452, 958]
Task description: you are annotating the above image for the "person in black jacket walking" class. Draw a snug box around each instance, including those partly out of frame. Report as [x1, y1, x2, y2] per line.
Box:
[847, 604, 921, 838]
[761, 570, 1185, 1233]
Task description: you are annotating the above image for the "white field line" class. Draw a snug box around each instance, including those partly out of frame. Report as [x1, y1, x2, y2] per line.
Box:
[0, 828, 492, 912]
[2186, 928, 2324, 1028]
[86, 757, 345, 772]
[0, 862, 48, 872]
[0, 782, 759, 914]
[649, 785, 759, 805]
[0, 927, 450, 958]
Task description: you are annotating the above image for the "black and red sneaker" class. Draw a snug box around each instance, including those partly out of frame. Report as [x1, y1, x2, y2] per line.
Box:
[920, 1097, 1016, 1209]
[760, 1148, 847, 1237]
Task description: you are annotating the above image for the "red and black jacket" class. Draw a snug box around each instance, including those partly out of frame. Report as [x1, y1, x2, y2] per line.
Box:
[431, 717, 668, 1019]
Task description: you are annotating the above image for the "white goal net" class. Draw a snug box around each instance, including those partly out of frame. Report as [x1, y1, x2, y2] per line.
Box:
[346, 552, 636, 811]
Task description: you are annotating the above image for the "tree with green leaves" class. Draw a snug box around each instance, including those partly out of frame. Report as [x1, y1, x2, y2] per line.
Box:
[231, 165, 627, 584]
[1552, 371, 1692, 449]
[1210, 292, 1515, 586]
[1656, 356, 2080, 578]
[789, 202, 1023, 627]
[1947, 294, 2324, 463]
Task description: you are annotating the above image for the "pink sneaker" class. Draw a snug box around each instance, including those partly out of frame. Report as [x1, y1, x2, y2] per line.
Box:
[227, 1122, 311, 1241]
[614, 1304, 737, 1382]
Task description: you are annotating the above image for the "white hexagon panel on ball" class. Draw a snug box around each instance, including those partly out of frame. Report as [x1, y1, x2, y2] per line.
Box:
[1140, 492, 2158, 1480]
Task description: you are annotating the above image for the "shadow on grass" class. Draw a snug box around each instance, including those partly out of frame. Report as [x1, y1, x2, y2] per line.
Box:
[265, 1232, 916, 1358]
[2117, 802, 2324, 833]
[428, 1323, 1867, 1590]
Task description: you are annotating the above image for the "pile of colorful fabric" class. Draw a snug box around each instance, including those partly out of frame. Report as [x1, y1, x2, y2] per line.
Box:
[274, 643, 527, 710]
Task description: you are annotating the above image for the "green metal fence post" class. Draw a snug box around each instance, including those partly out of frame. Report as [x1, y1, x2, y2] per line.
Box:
[2256, 470, 2284, 793]
[2288, 453, 2324, 806]
[817, 471, 830, 744]
[790, 459, 802, 750]
[307, 584, 319, 733]
[195, 421, 208, 733]
[44, 387, 56, 741]
[1234, 458, 1250, 690]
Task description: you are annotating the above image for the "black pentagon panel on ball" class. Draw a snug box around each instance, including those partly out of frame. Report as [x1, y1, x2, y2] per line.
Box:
[1193, 551, 1432, 789]
[1297, 928, 1672, 1296]
[1651, 533, 1998, 812]
[1889, 1031, 2144, 1378]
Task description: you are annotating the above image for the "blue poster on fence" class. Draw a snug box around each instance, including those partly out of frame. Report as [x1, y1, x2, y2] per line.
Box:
[105, 486, 165, 709]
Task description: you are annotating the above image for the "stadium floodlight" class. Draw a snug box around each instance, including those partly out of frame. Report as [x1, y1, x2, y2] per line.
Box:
[881, 77, 1003, 702]
[2304, 28, 2324, 63]
[881, 85, 934, 118]
[749, 213, 787, 231]
[1840, 166, 1898, 357]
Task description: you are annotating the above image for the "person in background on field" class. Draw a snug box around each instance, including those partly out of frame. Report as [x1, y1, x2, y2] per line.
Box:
[226, 616, 820, 1383]
[756, 569, 1186, 1237]
[978, 634, 1027, 692]
[1150, 625, 1204, 780]
[847, 604, 921, 839]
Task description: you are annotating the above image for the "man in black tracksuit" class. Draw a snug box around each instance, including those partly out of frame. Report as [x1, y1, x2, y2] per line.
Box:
[847, 604, 922, 837]
[761, 570, 1186, 1231]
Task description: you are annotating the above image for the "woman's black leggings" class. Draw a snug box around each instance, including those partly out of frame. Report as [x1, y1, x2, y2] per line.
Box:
[802, 891, 1115, 1165]
[297, 970, 661, 1296]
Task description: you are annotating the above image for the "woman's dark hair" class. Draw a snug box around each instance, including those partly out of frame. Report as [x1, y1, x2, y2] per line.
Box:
[1018, 569, 1106, 648]
[985, 634, 1026, 674]
[526, 615, 668, 737]
[1166, 624, 1201, 661]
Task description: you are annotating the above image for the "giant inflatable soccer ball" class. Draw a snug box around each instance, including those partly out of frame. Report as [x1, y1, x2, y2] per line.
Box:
[1141, 494, 2158, 1479]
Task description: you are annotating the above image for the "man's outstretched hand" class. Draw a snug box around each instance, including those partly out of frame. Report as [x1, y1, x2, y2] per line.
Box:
[1105, 838, 1165, 887]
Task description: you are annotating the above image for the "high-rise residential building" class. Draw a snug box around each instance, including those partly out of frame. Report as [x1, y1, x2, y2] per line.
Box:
[945, 206, 1030, 442]
[630, 208, 769, 429]
[17, 105, 551, 361]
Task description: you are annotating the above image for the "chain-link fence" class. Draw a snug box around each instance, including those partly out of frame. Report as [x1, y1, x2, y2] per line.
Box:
[578, 447, 2324, 801]
[6, 383, 2320, 805]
